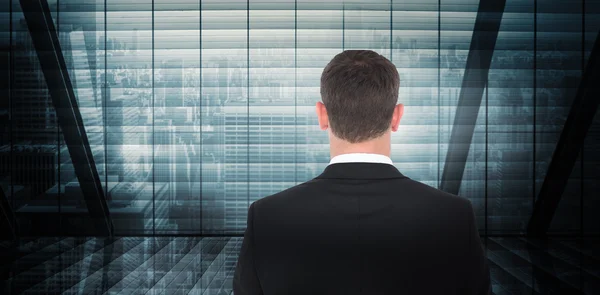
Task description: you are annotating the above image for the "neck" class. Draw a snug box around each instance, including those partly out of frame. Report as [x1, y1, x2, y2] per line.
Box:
[329, 132, 391, 158]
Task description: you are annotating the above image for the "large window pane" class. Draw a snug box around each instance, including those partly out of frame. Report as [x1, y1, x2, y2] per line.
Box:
[4, 0, 598, 237]
[154, 0, 201, 234]
[201, 1, 248, 234]
[392, 0, 438, 187]
[106, 0, 153, 235]
[487, 0, 534, 234]
[249, 1, 297, 212]
[9, 2, 62, 233]
[536, 0, 583, 234]
[296, 3, 343, 183]
[440, 0, 483, 231]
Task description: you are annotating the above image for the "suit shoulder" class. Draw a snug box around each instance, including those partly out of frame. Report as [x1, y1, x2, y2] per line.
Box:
[403, 178, 472, 209]
[252, 179, 318, 208]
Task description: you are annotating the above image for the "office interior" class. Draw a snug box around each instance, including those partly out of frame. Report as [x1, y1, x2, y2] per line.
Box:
[0, 0, 599, 294]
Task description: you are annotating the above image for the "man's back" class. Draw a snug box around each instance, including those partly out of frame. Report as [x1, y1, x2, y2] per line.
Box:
[233, 162, 491, 295]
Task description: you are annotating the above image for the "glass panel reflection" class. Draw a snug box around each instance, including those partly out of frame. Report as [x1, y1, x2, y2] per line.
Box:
[1, 0, 597, 236]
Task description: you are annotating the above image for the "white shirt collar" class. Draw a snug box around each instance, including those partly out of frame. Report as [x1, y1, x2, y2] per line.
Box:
[329, 153, 394, 166]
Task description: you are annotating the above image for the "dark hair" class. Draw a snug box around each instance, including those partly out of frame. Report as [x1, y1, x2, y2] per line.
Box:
[320, 50, 399, 143]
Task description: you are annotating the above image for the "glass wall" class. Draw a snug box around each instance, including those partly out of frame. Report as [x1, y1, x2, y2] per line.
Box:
[1, 0, 599, 236]
[487, 0, 534, 235]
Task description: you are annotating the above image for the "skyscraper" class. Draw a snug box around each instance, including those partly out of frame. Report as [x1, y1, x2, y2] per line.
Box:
[0, 145, 57, 199]
[163, 58, 185, 108]
[63, 27, 106, 182]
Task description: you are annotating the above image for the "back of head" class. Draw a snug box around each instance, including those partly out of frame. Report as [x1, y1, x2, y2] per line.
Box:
[320, 50, 400, 143]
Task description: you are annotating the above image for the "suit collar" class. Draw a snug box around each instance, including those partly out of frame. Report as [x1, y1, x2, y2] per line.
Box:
[329, 153, 393, 165]
[316, 162, 408, 180]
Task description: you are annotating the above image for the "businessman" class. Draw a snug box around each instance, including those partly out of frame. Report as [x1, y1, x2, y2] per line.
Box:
[233, 50, 491, 295]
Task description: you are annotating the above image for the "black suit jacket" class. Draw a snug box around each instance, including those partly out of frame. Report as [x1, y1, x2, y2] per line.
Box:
[233, 162, 491, 295]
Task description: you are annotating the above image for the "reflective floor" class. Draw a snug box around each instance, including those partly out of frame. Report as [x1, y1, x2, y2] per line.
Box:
[0, 237, 598, 294]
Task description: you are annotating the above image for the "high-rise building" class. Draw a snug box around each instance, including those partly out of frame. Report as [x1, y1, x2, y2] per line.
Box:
[218, 60, 230, 104]
[493, 150, 532, 230]
[59, 0, 100, 108]
[175, 133, 191, 200]
[105, 83, 142, 182]
[61, 26, 106, 183]
[199, 69, 227, 232]
[222, 105, 303, 232]
[155, 119, 176, 198]
[0, 145, 58, 199]
[153, 119, 178, 231]
[162, 58, 185, 108]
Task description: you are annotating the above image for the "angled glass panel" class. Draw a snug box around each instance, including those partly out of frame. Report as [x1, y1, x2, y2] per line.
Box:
[459, 86, 486, 233]
[55, 0, 107, 234]
[439, 0, 478, 183]
[9, 0, 62, 233]
[486, 0, 534, 234]
[536, 0, 583, 234]
[440, 0, 481, 229]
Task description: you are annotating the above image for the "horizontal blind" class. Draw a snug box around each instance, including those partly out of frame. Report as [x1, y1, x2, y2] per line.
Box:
[2, 0, 599, 236]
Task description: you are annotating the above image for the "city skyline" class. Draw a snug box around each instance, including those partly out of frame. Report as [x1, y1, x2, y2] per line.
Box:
[1, 0, 597, 236]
